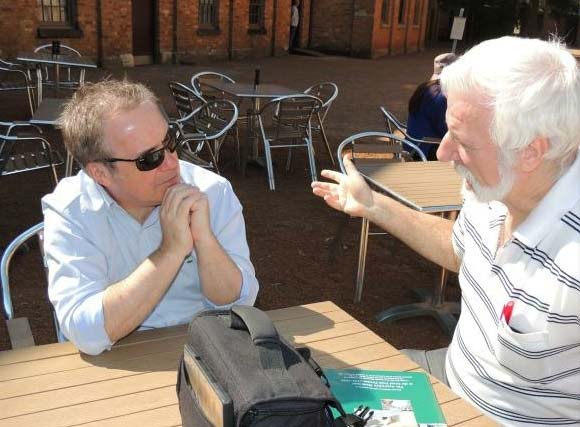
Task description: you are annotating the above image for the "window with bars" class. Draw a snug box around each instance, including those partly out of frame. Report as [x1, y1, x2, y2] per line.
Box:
[381, 0, 391, 25]
[37, 0, 71, 25]
[199, 0, 219, 29]
[412, 0, 421, 25]
[248, 0, 265, 30]
[398, 0, 407, 25]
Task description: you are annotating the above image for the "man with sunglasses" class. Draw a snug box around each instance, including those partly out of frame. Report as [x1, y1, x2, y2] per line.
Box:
[42, 80, 259, 355]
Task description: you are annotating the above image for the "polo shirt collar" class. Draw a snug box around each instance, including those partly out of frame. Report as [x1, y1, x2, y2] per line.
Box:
[79, 170, 117, 212]
[514, 150, 580, 247]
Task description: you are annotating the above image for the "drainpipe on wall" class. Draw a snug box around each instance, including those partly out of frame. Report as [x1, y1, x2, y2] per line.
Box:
[172, 0, 178, 64]
[271, 0, 278, 56]
[417, 0, 424, 51]
[154, 0, 160, 63]
[228, 0, 234, 60]
[308, 0, 314, 48]
[96, 0, 103, 66]
[350, 0, 356, 55]
[387, 0, 395, 54]
[403, 0, 412, 53]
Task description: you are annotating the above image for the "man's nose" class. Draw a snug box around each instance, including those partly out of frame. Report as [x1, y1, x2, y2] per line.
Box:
[160, 148, 179, 170]
[436, 132, 457, 162]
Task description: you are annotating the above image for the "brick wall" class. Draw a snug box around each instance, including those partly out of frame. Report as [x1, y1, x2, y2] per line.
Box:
[309, 0, 427, 58]
[0, 0, 295, 65]
[310, 0, 354, 54]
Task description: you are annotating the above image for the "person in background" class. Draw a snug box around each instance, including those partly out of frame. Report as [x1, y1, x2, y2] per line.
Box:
[290, 0, 300, 52]
[43, 80, 259, 355]
[406, 53, 457, 160]
[312, 37, 579, 427]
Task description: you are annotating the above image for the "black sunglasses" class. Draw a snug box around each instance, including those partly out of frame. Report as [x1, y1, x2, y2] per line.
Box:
[100, 127, 180, 172]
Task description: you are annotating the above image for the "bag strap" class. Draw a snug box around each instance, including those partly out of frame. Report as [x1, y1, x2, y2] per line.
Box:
[230, 305, 300, 396]
[230, 305, 279, 345]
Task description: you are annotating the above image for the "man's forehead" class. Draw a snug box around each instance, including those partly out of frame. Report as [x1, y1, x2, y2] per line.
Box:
[447, 94, 491, 123]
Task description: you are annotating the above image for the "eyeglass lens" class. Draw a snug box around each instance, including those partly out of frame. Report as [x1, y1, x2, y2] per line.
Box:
[135, 128, 179, 171]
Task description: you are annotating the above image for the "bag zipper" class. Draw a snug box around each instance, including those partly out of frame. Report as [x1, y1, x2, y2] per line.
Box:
[241, 403, 334, 426]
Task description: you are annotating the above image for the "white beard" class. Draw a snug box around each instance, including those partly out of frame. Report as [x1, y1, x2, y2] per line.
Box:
[454, 161, 515, 204]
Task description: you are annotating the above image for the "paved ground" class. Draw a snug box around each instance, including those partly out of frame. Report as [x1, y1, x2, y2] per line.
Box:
[0, 47, 460, 352]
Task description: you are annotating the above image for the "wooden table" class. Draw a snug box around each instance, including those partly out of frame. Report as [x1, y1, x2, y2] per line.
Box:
[0, 301, 496, 426]
[356, 161, 463, 336]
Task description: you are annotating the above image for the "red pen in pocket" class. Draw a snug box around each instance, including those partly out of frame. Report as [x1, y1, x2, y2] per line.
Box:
[501, 300, 514, 324]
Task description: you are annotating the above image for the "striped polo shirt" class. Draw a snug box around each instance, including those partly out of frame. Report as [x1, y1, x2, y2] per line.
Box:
[446, 152, 580, 426]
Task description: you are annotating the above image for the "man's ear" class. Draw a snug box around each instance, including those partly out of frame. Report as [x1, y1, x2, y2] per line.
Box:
[519, 137, 549, 173]
[85, 162, 112, 186]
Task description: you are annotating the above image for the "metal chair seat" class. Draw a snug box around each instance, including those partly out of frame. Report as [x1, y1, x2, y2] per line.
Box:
[0, 122, 62, 186]
[1, 149, 64, 175]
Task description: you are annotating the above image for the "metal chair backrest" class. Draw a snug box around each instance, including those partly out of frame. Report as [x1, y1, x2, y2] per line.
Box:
[0, 64, 38, 116]
[168, 81, 206, 121]
[190, 71, 235, 100]
[34, 44, 82, 56]
[33, 44, 84, 89]
[192, 99, 239, 141]
[175, 99, 238, 172]
[1, 222, 66, 344]
[258, 94, 322, 142]
[379, 106, 408, 135]
[337, 131, 426, 174]
[304, 82, 338, 122]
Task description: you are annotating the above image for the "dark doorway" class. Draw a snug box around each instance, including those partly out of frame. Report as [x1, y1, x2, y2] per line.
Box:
[132, 0, 155, 65]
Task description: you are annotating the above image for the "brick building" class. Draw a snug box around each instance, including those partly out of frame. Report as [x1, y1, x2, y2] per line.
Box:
[309, 0, 429, 58]
[0, 0, 300, 65]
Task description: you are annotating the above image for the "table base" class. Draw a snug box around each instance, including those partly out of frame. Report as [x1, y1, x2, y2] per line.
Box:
[376, 287, 460, 337]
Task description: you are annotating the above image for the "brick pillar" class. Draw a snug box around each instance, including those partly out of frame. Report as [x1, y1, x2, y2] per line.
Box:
[351, 0, 375, 57]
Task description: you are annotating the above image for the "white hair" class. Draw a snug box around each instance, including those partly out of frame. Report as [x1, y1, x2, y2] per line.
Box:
[440, 36, 580, 171]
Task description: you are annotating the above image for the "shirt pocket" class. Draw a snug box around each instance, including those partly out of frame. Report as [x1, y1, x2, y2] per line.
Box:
[494, 318, 553, 383]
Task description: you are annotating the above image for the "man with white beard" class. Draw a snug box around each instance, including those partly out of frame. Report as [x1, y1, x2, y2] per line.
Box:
[311, 36, 579, 427]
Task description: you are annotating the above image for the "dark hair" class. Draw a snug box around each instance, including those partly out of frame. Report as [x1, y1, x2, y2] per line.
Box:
[408, 79, 440, 114]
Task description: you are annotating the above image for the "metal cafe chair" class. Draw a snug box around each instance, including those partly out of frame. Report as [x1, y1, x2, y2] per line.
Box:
[33, 44, 86, 90]
[304, 82, 338, 166]
[0, 121, 63, 186]
[1, 222, 67, 348]
[380, 106, 441, 156]
[189, 73, 245, 159]
[172, 98, 239, 174]
[0, 60, 40, 116]
[191, 71, 235, 100]
[336, 131, 426, 303]
[254, 94, 322, 190]
[168, 81, 206, 122]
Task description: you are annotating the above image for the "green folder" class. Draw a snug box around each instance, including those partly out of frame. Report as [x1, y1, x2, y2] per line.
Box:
[326, 369, 446, 427]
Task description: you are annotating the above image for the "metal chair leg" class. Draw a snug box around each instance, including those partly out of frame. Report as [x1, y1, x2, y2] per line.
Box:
[306, 137, 317, 182]
[263, 140, 275, 190]
[317, 112, 335, 166]
[354, 217, 370, 303]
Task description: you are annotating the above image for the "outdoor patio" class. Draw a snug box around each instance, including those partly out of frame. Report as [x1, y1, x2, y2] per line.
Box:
[0, 48, 459, 352]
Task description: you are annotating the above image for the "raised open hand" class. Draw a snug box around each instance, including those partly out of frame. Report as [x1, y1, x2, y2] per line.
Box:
[311, 155, 374, 218]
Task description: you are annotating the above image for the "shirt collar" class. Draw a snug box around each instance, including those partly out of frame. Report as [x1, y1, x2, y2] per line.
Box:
[514, 150, 580, 247]
[79, 170, 117, 212]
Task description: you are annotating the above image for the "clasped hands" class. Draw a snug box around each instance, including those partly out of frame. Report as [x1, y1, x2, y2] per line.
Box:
[159, 183, 212, 258]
